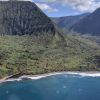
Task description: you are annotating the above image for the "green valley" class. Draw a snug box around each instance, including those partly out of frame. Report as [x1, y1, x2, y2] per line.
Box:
[0, 35, 100, 78]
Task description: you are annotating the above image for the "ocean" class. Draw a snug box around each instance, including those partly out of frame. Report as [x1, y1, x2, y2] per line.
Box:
[0, 73, 100, 100]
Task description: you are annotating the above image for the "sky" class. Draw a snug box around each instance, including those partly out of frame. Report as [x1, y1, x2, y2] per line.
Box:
[1, 0, 100, 17]
[33, 0, 100, 17]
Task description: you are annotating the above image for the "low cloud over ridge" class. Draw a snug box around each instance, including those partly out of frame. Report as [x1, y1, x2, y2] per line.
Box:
[36, 3, 58, 12]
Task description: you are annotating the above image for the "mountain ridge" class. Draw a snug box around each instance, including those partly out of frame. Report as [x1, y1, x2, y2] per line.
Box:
[0, 1, 100, 78]
[70, 7, 100, 35]
[51, 13, 90, 31]
[0, 1, 56, 36]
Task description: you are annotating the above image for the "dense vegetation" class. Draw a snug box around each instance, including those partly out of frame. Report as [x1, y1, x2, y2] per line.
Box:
[0, 1, 55, 35]
[0, 35, 100, 78]
[0, 1, 100, 79]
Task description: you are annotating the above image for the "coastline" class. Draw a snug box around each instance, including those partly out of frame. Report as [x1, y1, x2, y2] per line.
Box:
[1, 71, 100, 84]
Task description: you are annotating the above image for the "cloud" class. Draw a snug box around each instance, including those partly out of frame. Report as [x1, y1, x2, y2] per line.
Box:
[0, 0, 32, 1]
[36, 3, 58, 12]
[41, 0, 100, 12]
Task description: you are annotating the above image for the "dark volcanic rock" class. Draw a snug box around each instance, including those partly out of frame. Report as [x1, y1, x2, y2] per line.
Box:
[71, 8, 100, 36]
[0, 1, 56, 35]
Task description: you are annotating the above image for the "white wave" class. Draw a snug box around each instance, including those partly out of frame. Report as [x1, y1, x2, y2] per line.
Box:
[65, 72, 100, 77]
[0, 72, 100, 83]
[20, 72, 62, 80]
[0, 78, 22, 84]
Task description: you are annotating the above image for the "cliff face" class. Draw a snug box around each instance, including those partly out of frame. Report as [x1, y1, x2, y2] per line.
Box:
[0, 1, 55, 35]
[71, 8, 100, 36]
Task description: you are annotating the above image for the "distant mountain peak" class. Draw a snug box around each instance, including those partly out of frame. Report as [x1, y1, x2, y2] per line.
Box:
[94, 7, 100, 12]
[51, 13, 90, 31]
[70, 7, 100, 36]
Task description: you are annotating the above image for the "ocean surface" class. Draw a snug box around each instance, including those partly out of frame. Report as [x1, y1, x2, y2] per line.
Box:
[0, 74, 100, 100]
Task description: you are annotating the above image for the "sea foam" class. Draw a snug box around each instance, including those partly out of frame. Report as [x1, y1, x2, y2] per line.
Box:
[0, 72, 100, 83]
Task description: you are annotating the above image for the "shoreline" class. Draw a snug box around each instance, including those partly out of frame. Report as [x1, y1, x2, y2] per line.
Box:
[0, 71, 100, 83]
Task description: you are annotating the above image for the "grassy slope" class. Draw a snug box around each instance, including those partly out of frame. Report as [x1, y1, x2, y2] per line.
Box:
[0, 35, 100, 78]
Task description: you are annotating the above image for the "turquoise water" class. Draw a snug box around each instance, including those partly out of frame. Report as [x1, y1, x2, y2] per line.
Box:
[0, 74, 100, 100]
